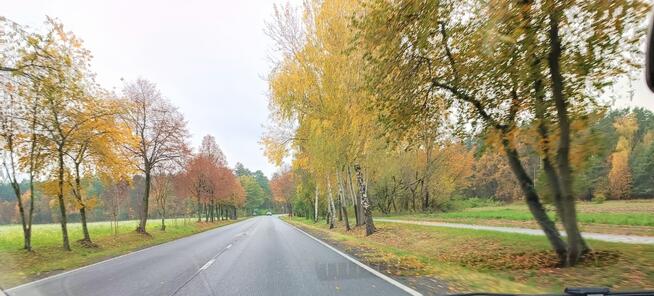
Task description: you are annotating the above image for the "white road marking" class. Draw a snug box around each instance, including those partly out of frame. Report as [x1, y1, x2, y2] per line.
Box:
[225, 244, 232, 249]
[6, 218, 253, 292]
[199, 259, 215, 271]
[283, 220, 423, 296]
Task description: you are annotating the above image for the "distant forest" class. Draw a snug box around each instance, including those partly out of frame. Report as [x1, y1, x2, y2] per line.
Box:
[2, 107, 654, 224]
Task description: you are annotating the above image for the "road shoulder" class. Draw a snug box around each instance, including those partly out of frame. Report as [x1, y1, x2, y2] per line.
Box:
[282, 217, 449, 296]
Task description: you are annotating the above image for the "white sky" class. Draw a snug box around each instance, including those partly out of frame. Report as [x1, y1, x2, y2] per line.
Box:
[4, 0, 303, 178]
[3, 0, 654, 178]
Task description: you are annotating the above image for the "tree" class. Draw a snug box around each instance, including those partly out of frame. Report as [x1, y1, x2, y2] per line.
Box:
[152, 173, 173, 231]
[199, 135, 227, 166]
[270, 166, 295, 215]
[358, 0, 648, 265]
[609, 115, 638, 199]
[264, 0, 381, 234]
[64, 96, 130, 246]
[0, 17, 83, 251]
[234, 162, 252, 177]
[252, 170, 273, 210]
[121, 78, 189, 234]
[181, 135, 242, 222]
[183, 154, 212, 222]
[103, 180, 129, 236]
[0, 89, 35, 250]
[24, 18, 102, 251]
[239, 175, 264, 215]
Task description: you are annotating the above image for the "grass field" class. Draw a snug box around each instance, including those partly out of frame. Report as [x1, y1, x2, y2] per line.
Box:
[0, 218, 241, 288]
[382, 200, 654, 235]
[284, 215, 654, 294]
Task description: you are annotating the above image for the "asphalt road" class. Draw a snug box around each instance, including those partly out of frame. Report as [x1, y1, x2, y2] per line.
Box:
[7, 216, 418, 296]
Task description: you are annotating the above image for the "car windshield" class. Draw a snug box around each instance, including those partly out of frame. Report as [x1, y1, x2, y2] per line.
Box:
[1, 1, 653, 296]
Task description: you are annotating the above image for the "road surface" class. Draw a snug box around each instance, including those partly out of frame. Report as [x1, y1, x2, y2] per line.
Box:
[7, 216, 419, 296]
[375, 218, 654, 245]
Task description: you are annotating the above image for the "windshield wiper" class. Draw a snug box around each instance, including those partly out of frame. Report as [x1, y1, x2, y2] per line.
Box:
[449, 288, 654, 296]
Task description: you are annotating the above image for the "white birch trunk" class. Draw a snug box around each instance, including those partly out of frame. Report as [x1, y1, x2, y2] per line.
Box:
[314, 186, 319, 223]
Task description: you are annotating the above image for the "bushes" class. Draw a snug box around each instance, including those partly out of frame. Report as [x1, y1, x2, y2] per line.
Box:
[592, 193, 606, 204]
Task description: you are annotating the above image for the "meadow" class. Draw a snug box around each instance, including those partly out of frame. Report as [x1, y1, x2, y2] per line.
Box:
[381, 199, 654, 236]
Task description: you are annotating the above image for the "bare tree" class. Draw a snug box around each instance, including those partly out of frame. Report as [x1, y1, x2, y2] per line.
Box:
[121, 79, 189, 234]
[152, 173, 173, 231]
[105, 180, 128, 236]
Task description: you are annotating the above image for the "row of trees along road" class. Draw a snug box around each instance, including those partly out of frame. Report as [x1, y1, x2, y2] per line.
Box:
[0, 17, 246, 251]
[263, 0, 650, 266]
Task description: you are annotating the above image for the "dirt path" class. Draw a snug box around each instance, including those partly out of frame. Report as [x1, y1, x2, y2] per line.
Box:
[375, 218, 654, 245]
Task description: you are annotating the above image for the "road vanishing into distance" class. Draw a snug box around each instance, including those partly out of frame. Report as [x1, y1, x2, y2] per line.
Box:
[7, 216, 419, 296]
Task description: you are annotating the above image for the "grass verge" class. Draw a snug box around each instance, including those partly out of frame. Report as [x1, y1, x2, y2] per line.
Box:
[284, 215, 654, 294]
[0, 218, 241, 288]
[382, 200, 654, 236]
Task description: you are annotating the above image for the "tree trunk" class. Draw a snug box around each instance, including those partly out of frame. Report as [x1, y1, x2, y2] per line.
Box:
[161, 195, 166, 231]
[3, 134, 33, 251]
[137, 168, 151, 234]
[337, 171, 351, 231]
[25, 103, 39, 251]
[13, 182, 29, 250]
[57, 149, 71, 250]
[79, 207, 92, 241]
[7, 177, 28, 249]
[327, 180, 336, 229]
[422, 142, 432, 211]
[423, 186, 430, 211]
[197, 195, 202, 222]
[517, 1, 581, 266]
[113, 212, 118, 236]
[347, 167, 362, 225]
[502, 137, 567, 262]
[337, 198, 343, 221]
[26, 172, 35, 250]
[210, 199, 214, 222]
[314, 186, 319, 223]
[546, 6, 588, 265]
[74, 165, 92, 243]
[354, 164, 375, 235]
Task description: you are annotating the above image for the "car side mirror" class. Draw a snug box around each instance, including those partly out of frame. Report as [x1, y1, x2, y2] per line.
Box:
[647, 9, 654, 92]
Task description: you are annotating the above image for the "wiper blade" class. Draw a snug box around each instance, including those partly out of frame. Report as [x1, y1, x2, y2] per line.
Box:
[565, 287, 611, 295]
[448, 288, 654, 296]
[448, 293, 560, 296]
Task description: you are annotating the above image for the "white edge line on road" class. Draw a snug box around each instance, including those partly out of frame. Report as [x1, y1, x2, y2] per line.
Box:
[226, 244, 232, 249]
[283, 219, 423, 296]
[6, 218, 252, 292]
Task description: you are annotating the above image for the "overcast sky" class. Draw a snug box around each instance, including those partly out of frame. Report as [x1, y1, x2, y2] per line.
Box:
[4, 1, 654, 178]
[4, 0, 303, 178]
